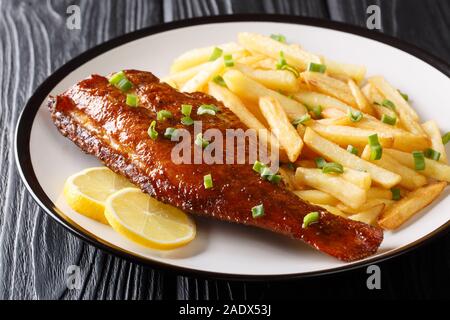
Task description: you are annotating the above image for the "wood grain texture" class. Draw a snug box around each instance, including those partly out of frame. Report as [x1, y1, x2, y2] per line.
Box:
[0, 0, 449, 300]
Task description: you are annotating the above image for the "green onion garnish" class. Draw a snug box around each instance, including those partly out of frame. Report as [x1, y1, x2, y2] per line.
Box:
[412, 151, 425, 170]
[322, 162, 344, 174]
[315, 157, 327, 169]
[195, 133, 209, 148]
[347, 145, 359, 155]
[109, 71, 126, 86]
[126, 94, 139, 107]
[260, 167, 273, 180]
[157, 109, 173, 121]
[302, 211, 320, 228]
[276, 51, 287, 69]
[209, 47, 223, 61]
[116, 78, 132, 92]
[270, 34, 286, 43]
[203, 174, 213, 189]
[223, 54, 234, 67]
[213, 75, 227, 87]
[275, 51, 299, 77]
[398, 90, 409, 101]
[381, 114, 397, 125]
[252, 160, 280, 184]
[147, 120, 158, 140]
[391, 188, 401, 201]
[181, 104, 192, 117]
[442, 132, 450, 145]
[267, 174, 282, 184]
[348, 108, 363, 122]
[381, 99, 396, 111]
[164, 127, 178, 140]
[424, 148, 441, 161]
[251, 204, 265, 218]
[368, 134, 382, 160]
[252, 160, 265, 173]
[292, 114, 311, 127]
[307, 62, 327, 73]
[308, 105, 322, 119]
[181, 117, 194, 126]
[281, 64, 299, 77]
[197, 104, 218, 116]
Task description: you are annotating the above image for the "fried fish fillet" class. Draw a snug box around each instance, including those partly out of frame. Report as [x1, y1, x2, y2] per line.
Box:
[49, 70, 383, 262]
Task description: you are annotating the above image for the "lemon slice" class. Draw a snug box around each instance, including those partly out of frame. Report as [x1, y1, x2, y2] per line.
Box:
[104, 188, 196, 249]
[64, 167, 135, 224]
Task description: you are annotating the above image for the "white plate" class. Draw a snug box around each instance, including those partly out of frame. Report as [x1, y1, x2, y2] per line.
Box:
[15, 16, 450, 279]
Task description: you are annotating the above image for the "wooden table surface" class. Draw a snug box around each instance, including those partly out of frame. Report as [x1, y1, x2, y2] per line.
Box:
[1, 0, 449, 300]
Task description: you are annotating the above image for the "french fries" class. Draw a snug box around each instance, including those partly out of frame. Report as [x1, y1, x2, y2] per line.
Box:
[168, 32, 449, 232]
[361, 145, 427, 190]
[422, 120, 448, 163]
[378, 182, 447, 230]
[259, 97, 303, 162]
[384, 149, 450, 182]
[223, 69, 308, 120]
[303, 127, 401, 188]
[295, 167, 366, 209]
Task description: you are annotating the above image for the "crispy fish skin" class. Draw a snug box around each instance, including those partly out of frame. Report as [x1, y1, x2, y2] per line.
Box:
[49, 70, 383, 262]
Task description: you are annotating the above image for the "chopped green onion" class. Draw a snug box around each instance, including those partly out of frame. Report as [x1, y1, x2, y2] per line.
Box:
[181, 117, 194, 126]
[275, 51, 287, 69]
[307, 105, 322, 119]
[109, 71, 126, 86]
[315, 157, 327, 169]
[292, 114, 311, 127]
[322, 162, 344, 174]
[212, 75, 227, 87]
[302, 211, 320, 228]
[126, 94, 139, 107]
[157, 109, 172, 121]
[147, 120, 158, 140]
[164, 127, 178, 140]
[381, 99, 396, 111]
[442, 132, 450, 145]
[252, 160, 265, 173]
[203, 174, 213, 189]
[391, 188, 401, 201]
[223, 54, 234, 67]
[347, 145, 359, 155]
[281, 64, 300, 77]
[307, 62, 326, 73]
[424, 148, 441, 161]
[348, 108, 363, 122]
[381, 114, 397, 125]
[117, 78, 133, 92]
[398, 90, 409, 101]
[181, 104, 192, 117]
[412, 151, 425, 170]
[209, 47, 223, 61]
[260, 167, 273, 180]
[251, 204, 265, 218]
[267, 174, 282, 184]
[270, 34, 286, 43]
[197, 104, 218, 116]
[368, 134, 382, 160]
[195, 133, 209, 148]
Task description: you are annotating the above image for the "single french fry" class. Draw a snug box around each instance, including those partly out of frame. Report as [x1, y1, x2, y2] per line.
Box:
[367, 187, 392, 200]
[321, 108, 347, 119]
[301, 71, 357, 108]
[162, 62, 211, 88]
[384, 149, 450, 182]
[170, 42, 244, 73]
[293, 91, 351, 112]
[378, 182, 447, 230]
[259, 96, 304, 162]
[347, 79, 376, 115]
[422, 120, 448, 163]
[238, 32, 321, 71]
[303, 128, 401, 188]
[181, 57, 225, 92]
[349, 204, 385, 226]
[321, 57, 366, 84]
[306, 122, 394, 147]
[295, 167, 366, 209]
[361, 145, 427, 190]
[342, 167, 372, 190]
[223, 69, 308, 120]
[234, 63, 299, 92]
[293, 189, 339, 206]
[338, 199, 392, 214]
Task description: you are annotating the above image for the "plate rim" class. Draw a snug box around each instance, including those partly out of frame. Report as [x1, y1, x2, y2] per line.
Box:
[14, 14, 450, 281]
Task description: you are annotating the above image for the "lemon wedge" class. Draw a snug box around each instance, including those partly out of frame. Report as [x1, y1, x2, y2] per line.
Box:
[104, 188, 196, 250]
[63, 167, 135, 224]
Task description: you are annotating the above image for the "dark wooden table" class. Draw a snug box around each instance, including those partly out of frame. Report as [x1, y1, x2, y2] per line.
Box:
[1, 0, 449, 300]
